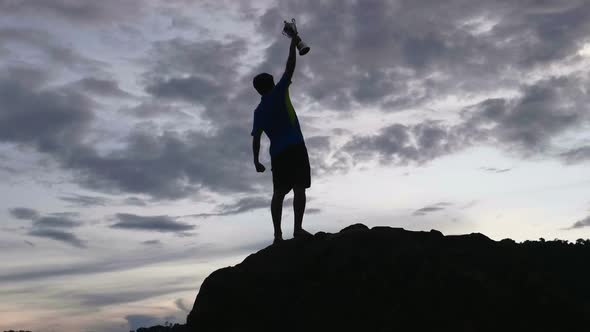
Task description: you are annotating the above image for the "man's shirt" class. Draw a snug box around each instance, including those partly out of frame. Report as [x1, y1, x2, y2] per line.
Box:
[251, 73, 305, 157]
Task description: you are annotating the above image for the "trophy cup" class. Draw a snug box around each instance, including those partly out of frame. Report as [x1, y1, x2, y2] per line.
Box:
[282, 18, 310, 56]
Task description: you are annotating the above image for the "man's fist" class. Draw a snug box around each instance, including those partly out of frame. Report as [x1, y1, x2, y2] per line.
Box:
[255, 162, 266, 173]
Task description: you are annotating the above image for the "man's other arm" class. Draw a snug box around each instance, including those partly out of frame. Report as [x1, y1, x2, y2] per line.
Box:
[252, 129, 265, 172]
[284, 36, 298, 82]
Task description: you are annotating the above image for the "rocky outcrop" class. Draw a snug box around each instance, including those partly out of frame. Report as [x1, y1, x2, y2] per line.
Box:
[181, 224, 590, 331]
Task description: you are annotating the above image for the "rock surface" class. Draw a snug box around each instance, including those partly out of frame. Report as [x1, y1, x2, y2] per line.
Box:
[165, 224, 590, 331]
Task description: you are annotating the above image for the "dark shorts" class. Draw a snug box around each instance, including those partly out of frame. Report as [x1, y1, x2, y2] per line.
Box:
[271, 143, 311, 191]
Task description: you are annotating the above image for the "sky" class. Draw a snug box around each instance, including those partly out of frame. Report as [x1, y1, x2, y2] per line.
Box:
[1, 0, 590, 331]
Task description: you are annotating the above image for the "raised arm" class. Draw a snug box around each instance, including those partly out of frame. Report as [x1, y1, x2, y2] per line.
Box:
[284, 36, 299, 82]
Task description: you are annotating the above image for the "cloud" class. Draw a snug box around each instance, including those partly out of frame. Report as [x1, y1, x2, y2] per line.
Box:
[33, 216, 81, 228]
[118, 101, 191, 119]
[255, 1, 590, 111]
[175, 298, 190, 313]
[413, 202, 452, 216]
[122, 197, 149, 206]
[343, 76, 589, 166]
[9, 207, 39, 220]
[8, 207, 85, 247]
[0, 63, 262, 200]
[186, 196, 321, 218]
[0, 28, 102, 70]
[146, 76, 221, 103]
[71, 77, 132, 98]
[480, 167, 512, 173]
[187, 197, 268, 218]
[59, 194, 110, 207]
[343, 121, 468, 166]
[0, 0, 145, 24]
[2, 0, 589, 205]
[460, 200, 478, 209]
[567, 215, 590, 229]
[462, 77, 588, 154]
[141, 239, 162, 246]
[142, 36, 254, 125]
[0, 66, 95, 154]
[28, 228, 86, 248]
[0, 240, 266, 282]
[306, 208, 322, 215]
[560, 146, 590, 164]
[60, 126, 260, 200]
[111, 213, 196, 233]
[79, 287, 192, 307]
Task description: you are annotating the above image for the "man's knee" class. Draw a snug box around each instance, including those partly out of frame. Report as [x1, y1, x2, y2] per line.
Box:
[293, 186, 306, 196]
[273, 186, 291, 198]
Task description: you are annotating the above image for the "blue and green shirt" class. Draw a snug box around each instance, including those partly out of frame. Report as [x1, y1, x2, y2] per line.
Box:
[251, 73, 305, 156]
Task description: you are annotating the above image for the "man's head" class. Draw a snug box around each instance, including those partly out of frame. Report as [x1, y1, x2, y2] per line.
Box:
[253, 73, 274, 95]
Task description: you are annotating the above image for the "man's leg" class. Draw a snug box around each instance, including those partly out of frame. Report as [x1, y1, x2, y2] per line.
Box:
[271, 186, 290, 241]
[293, 185, 311, 237]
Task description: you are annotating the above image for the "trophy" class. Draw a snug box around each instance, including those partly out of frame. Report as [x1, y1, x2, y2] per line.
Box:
[282, 18, 310, 55]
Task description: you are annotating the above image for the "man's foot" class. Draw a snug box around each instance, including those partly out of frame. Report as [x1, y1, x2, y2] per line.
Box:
[293, 228, 313, 239]
[273, 235, 283, 245]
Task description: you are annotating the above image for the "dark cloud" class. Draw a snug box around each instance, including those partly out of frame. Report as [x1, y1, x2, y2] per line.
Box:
[413, 202, 452, 216]
[28, 228, 86, 248]
[122, 197, 149, 207]
[0, 63, 260, 200]
[254, 0, 590, 110]
[111, 213, 195, 233]
[142, 37, 254, 125]
[48, 211, 80, 218]
[72, 78, 132, 98]
[306, 208, 321, 215]
[141, 239, 162, 246]
[0, 0, 144, 24]
[343, 121, 469, 165]
[9, 207, 39, 220]
[0, 66, 95, 154]
[33, 216, 81, 228]
[59, 125, 259, 200]
[462, 77, 588, 154]
[59, 194, 110, 207]
[8, 207, 86, 247]
[560, 146, 590, 164]
[567, 215, 590, 229]
[145, 38, 246, 85]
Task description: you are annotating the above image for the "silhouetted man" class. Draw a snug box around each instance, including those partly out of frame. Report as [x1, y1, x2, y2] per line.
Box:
[251, 34, 312, 245]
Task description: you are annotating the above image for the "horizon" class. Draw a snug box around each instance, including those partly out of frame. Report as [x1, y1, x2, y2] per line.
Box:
[1, 0, 590, 331]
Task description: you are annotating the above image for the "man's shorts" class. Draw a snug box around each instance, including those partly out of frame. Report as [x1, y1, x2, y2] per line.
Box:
[271, 143, 311, 191]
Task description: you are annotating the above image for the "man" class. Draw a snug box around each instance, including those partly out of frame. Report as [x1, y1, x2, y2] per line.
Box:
[251, 34, 312, 245]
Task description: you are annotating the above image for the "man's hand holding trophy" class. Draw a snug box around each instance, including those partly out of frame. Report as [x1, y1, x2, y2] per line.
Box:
[283, 18, 310, 56]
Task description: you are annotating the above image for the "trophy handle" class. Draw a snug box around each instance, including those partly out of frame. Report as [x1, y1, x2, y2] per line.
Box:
[290, 18, 298, 34]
